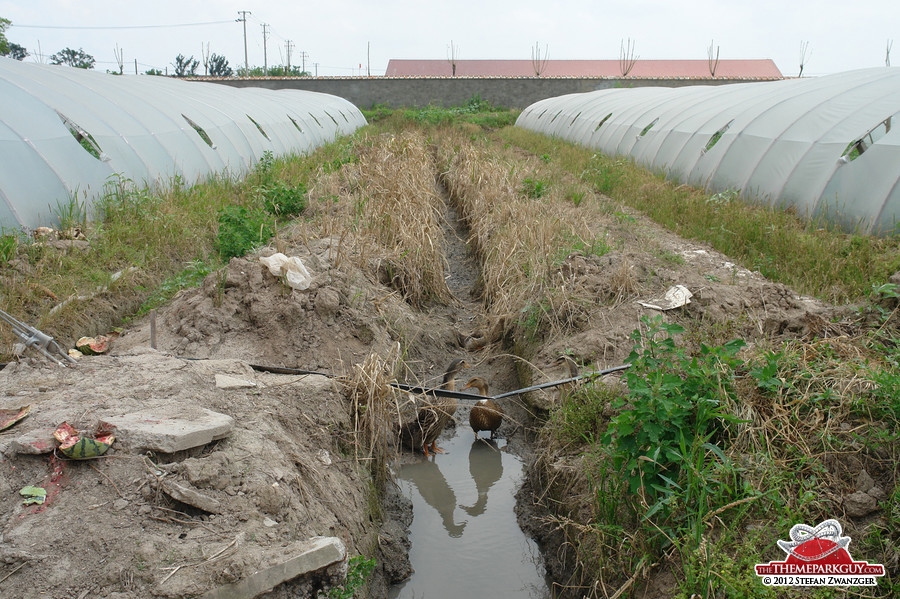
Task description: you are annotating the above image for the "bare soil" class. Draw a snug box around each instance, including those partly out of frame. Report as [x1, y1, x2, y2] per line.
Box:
[0, 174, 854, 599]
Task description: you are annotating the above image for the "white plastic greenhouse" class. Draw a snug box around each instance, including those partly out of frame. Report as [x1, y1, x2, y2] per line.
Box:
[0, 58, 366, 231]
[516, 68, 900, 235]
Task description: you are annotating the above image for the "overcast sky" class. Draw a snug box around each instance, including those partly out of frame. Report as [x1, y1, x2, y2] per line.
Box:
[1, 1, 896, 77]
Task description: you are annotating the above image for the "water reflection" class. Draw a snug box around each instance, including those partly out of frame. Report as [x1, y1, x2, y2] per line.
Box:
[460, 439, 503, 517]
[390, 428, 550, 599]
[397, 456, 468, 537]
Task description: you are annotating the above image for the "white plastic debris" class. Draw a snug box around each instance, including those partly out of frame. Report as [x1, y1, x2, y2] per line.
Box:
[259, 253, 312, 291]
[638, 285, 693, 311]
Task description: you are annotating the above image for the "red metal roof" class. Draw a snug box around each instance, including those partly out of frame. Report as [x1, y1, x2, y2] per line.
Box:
[384, 59, 783, 79]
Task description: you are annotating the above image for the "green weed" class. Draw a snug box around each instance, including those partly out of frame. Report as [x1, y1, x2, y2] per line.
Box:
[319, 555, 376, 599]
[136, 260, 214, 316]
[521, 177, 547, 199]
[53, 195, 88, 231]
[215, 204, 274, 260]
[259, 181, 308, 217]
[0, 231, 19, 264]
[602, 316, 746, 503]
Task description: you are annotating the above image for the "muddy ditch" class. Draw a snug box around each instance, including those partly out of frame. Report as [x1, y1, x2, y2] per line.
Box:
[0, 130, 876, 599]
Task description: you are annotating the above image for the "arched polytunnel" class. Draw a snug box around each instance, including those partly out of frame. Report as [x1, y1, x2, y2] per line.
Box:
[516, 68, 900, 235]
[0, 58, 366, 231]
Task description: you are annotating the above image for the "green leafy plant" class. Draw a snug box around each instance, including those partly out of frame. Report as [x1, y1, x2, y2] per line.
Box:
[603, 316, 745, 501]
[320, 555, 376, 599]
[253, 150, 276, 185]
[260, 181, 308, 217]
[521, 177, 547, 199]
[748, 350, 785, 394]
[215, 204, 274, 259]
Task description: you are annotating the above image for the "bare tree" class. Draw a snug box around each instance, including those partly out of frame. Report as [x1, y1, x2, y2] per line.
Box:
[619, 38, 638, 76]
[799, 41, 811, 77]
[531, 42, 549, 77]
[707, 40, 720, 78]
[447, 40, 459, 76]
[113, 44, 124, 75]
[201, 42, 211, 76]
[886, 39, 893, 67]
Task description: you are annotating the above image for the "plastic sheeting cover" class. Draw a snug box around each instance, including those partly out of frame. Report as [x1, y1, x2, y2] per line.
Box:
[0, 58, 366, 231]
[516, 68, 900, 235]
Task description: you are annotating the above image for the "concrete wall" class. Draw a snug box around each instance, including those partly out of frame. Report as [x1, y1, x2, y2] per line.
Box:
[203, 76, 775, 110]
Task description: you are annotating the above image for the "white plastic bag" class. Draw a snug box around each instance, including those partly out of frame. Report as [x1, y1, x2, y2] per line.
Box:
[259, 253, 312, 291]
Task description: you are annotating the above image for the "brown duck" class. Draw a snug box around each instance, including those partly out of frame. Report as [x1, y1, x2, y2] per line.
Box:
[463, 377, 503, 439]
[401, 358, 469, 456]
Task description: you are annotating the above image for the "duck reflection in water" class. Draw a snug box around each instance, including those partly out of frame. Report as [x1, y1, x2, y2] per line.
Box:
[460, 438, 503, 517]
[398, 458, 467, 537]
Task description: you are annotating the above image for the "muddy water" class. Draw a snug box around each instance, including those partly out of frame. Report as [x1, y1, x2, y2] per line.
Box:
[388, 426, 551, 599]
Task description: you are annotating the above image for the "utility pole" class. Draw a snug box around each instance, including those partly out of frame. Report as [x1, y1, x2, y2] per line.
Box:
[237, 10, 251, 77]
[314, 62, 318, 77]
[261, 24, 269, 74]
[298, 51, 308, 74]
[367, 42, 371, 76]
[285, 40, 294, 72]
[113, 44, 124, 75]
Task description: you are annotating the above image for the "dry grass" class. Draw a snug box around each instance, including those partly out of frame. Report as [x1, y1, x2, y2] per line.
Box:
[436, 131, 605, 345]
[304, 131, 452, 307]
[341, 342, 404, 485]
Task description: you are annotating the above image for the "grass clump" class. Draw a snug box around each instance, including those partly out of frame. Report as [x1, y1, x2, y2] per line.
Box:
[0, 231, 19, 264]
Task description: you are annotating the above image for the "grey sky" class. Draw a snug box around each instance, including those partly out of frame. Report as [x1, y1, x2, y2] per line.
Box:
[1, 1, 896, 77]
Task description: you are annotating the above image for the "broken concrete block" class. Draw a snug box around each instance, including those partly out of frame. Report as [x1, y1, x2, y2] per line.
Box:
[162, 480, 222, 514]
[215, 374, 256, 390]
[199, 536, 345, 599]
[100, 407, 233, 453]
[12, 429, 57, 454]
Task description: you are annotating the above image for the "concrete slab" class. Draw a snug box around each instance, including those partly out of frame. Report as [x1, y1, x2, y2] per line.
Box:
[215, 374, 257, 389]
[200, 536, 346, 599]
[100, 407, 233, 453]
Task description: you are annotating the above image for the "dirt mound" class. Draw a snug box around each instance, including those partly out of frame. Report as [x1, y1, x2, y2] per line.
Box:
[113, 237, 406, 374]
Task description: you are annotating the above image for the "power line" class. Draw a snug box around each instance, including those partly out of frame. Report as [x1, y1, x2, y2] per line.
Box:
[11, 20, 235, 30]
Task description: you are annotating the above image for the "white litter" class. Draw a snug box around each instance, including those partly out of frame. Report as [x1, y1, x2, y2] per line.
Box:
[638, 285, 693, 311]
[259, 253, 312, 291]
